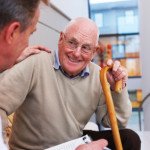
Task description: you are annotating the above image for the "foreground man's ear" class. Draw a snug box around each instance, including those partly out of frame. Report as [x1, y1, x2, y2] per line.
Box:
[5, 22, 21, 44]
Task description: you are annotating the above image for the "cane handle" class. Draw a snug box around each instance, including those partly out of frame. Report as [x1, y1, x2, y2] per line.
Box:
[100, 66, 123, 150]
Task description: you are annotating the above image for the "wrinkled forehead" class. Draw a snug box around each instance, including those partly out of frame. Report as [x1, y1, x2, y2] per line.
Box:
[65, 24, 99, 46]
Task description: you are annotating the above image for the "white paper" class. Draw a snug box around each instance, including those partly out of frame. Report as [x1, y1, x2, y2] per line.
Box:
[45, 135, 91, 150]
[0, 117, 8, 150]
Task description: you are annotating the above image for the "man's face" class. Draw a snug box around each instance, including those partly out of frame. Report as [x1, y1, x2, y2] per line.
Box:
[58, 29, 97, 77]
[0, 7, 40, 72]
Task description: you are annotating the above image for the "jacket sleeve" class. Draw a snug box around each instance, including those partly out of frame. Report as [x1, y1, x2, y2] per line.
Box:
[0, 55, 37, 131]
[95, 87, 132, 128]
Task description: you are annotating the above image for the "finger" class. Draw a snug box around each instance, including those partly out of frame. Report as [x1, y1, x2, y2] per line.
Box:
[31, 45, 51, 52]
[114, 71, 126, 81]
[31, 45, 45, 49]
[106, 59, 113, 66]
[122, 77, 127, 88]
[112, 66, 123, 77]
[115, 75, 127, 89]
[27, 49, 41, 54]
[38, 47, 51, 52]
[93, 139, 108, 147]
[112, 60, 120, 72]
[113, 67, 128, 81]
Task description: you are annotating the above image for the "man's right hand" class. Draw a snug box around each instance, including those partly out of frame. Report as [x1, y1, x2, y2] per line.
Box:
[16, 45, 51, 63]
[75, 139, 108, 150]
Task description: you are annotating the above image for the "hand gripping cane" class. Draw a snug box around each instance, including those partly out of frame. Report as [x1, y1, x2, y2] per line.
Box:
[100, 66, 123, 150]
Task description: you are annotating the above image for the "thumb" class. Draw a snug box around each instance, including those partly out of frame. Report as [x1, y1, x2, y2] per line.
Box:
[92, 139, 108, 148]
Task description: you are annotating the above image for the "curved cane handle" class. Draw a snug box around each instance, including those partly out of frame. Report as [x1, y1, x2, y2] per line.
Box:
[100, 66, 123, 150]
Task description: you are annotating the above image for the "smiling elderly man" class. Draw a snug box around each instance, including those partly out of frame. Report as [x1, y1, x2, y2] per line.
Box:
[0, 16, 141, 150]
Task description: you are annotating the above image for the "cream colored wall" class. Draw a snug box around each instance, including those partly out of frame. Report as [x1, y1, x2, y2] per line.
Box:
[50, 0, 89, 19]
[29, 3, 69, 50]
[29, 1, 89, 50]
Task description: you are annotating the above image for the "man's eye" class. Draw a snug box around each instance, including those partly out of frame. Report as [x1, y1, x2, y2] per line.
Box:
[69, 41, 75, 45]
[82, 45, 91, 51]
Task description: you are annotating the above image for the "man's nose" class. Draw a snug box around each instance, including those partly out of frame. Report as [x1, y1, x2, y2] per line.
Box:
[73, 47, 82, 57]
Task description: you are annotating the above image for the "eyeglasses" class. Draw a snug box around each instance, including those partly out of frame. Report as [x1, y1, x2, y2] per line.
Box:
[63, 34, 96, 55]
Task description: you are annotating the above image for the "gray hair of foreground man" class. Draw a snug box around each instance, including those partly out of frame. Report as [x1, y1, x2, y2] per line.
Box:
[0, 0, 48, 32]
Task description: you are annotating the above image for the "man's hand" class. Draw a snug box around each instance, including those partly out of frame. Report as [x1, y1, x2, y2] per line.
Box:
[106, 59, 128, 91]
[16, 45, 51, 63]
[75, 139, 108, 150]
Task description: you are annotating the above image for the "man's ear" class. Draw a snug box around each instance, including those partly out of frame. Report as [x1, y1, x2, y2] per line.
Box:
[95, 46, 100, 53]
[5, 22, 21, 44]
[58, 32, 64, 44]
[91, 46, 99, 59]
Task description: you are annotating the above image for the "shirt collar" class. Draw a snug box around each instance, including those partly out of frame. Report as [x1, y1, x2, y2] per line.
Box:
[53, 50, 89, 78]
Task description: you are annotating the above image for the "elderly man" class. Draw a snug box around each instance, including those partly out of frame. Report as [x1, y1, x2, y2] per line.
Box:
[0, 17, 140, 150]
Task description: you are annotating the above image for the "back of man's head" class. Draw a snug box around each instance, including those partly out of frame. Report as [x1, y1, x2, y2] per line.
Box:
[0, 0, 48, 32]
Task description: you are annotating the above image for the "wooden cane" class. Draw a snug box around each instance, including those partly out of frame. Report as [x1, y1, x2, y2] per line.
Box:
[100, 66, 123, 150]
[5, 113, 14, 138]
